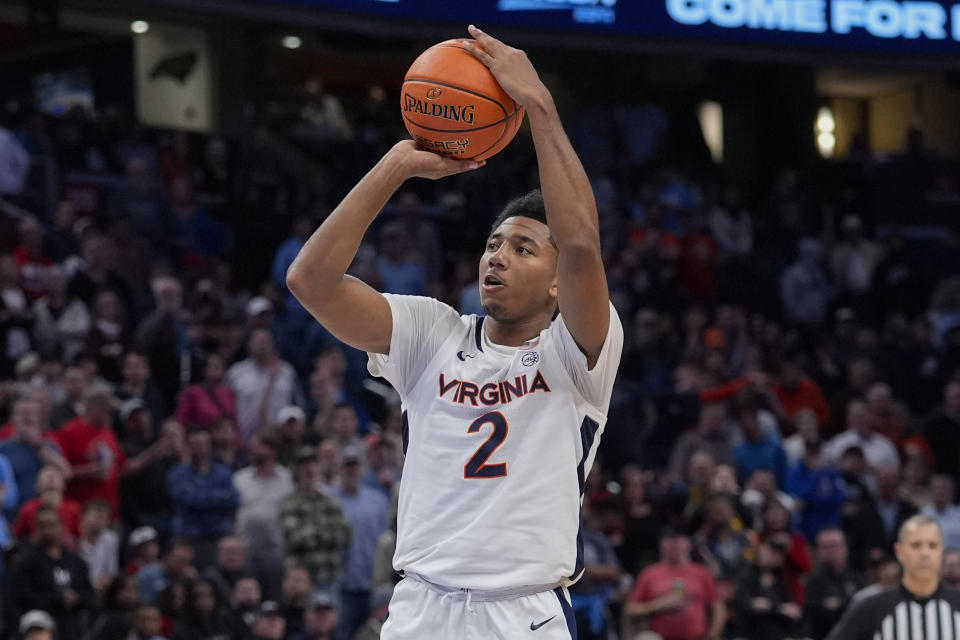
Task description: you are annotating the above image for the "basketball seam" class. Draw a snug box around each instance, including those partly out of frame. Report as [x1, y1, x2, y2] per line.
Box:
[403, 77, 510, 118]
[471, 108, 523, 160]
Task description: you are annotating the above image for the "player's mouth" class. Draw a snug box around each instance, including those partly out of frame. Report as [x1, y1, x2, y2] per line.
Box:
[482, 274, 505, 291]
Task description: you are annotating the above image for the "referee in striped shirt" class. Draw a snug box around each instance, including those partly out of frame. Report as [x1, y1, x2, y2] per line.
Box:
[826, 514, 960, 640]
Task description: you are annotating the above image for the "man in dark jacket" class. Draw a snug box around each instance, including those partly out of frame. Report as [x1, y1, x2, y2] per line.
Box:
[805, 527, 865, 640]
[5, 506, 94, 640]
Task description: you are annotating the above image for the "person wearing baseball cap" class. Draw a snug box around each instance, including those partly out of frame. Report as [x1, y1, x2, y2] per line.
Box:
[330, 443, 390, 637]
[250, 600, 286, 640]
[19, 610, 55, 640]
[125, 526, 159, 574]
[289, 591, 338, 640]
[276, 406, 308, 468]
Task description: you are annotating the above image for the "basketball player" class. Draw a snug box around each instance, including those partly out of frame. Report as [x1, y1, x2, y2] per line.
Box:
[287, 25, 622, 640]
[825, 515, 960, 640]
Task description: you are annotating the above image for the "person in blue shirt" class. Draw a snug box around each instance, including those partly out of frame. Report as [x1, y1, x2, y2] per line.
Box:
[0, 452, 18, 550]
[734, 392, 787, 487]
[167, 429, 239, 570]
[786, 436, 847, 543]
[0, 397, 69, 518]
[330, 445, 389, 640]
[138, 540, 197, 606]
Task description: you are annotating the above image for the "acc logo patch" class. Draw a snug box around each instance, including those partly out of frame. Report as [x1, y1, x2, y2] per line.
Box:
[521, 352, 539, 367]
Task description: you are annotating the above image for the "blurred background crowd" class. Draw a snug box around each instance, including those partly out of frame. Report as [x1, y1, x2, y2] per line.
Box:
[3, 2, 960, 640]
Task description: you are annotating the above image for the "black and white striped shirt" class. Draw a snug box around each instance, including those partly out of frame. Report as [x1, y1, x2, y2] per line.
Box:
[826, 584, 960, 640]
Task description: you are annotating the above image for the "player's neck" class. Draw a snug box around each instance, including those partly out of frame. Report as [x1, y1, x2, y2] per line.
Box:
[484, 315, 551, 347]
[903, 575, 939, 598]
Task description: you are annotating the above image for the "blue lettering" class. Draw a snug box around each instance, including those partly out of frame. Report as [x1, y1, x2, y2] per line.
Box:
[439, 374, 459, 398]
[668, 0, 827, 33]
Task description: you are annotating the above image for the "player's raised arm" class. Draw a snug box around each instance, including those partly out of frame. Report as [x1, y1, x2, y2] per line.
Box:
[286, 140, 482, 355]
[464, 25, 610, 368]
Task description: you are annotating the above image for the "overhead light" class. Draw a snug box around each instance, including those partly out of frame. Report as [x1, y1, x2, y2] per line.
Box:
[130, 20, 150, 34]
[282, 35, 303, 49]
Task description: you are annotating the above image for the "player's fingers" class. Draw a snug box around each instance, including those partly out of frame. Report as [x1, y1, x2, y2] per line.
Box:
[467, 25, 502, 54]
[443, 157, 485, 174]
[461, 40, 493, 68]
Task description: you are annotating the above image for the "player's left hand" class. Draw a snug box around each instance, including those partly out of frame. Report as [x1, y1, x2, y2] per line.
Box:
[463, 25, 549, 110]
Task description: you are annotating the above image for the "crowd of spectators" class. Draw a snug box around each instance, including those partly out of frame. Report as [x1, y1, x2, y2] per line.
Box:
[0, 71, 958, 640]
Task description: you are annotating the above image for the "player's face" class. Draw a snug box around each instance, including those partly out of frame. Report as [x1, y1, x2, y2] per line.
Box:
[479, 217, 557, 323]
[896, 523, 943, 581]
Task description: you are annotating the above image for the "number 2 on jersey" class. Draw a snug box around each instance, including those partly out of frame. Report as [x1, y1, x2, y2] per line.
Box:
[464, 411, 508, 479]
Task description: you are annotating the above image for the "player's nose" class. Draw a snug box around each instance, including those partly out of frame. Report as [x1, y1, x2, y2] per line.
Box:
[487, 246, 508, 268]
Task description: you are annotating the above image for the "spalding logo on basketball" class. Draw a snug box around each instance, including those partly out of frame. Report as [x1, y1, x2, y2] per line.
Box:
[401, 39, 525, 161]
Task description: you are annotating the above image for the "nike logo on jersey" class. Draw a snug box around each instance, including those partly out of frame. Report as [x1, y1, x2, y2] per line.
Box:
[530, 616, 555, 630]
[456, 350, 475, 361]
[438, 371, 552, 406]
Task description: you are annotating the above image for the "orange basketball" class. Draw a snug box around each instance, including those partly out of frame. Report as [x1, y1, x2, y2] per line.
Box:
[401, 39, 524, 161]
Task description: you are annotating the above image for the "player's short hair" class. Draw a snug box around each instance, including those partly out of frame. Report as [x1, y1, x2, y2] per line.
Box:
[898, 514, 942, 542]
[489, 190, 554, 247]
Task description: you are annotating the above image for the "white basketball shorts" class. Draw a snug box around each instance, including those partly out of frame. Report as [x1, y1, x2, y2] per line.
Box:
[381, 574, 578, 640]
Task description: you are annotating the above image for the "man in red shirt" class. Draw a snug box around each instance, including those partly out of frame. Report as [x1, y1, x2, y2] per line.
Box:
[627, 526, 726, 640]
[772, 359, 831, 432]
[55, 388, 125, 517]
[12, 217, 55, 301]
[13, 466, 82, 543]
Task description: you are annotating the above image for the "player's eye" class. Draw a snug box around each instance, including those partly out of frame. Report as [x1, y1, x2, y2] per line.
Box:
[517, 247, 531, 255]
[486, 241, 499, 251]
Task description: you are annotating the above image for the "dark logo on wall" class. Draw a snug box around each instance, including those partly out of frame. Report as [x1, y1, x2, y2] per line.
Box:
[403, 94, 476, 124]
[149, 51, 198, 83]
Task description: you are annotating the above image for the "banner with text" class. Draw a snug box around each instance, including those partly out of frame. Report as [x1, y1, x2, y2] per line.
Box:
[260, 0, 960, 55]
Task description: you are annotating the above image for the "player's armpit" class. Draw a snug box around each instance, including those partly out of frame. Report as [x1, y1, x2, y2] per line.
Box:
[556, 243, 610, 369]
[291, 274, 393, 355]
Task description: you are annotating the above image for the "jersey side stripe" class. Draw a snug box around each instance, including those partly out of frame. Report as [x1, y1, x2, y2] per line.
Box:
[401, 410, 409, 455]
[553, 587, 576, 639]
[569, 416, 601, 581]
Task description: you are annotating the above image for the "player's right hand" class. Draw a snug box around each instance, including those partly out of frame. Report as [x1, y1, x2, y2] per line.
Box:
[389, 140, 484, 180]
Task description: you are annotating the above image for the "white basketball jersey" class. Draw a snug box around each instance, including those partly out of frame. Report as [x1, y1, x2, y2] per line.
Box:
[368, 294, 623, 591]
